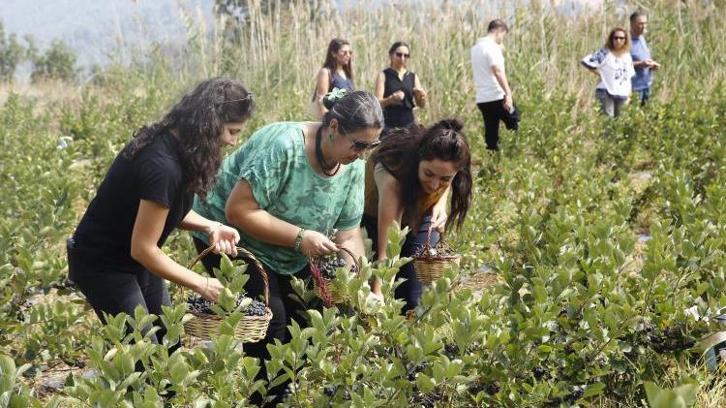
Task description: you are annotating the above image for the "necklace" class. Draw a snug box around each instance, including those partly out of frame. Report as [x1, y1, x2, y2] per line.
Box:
[314, 125, 340, 176]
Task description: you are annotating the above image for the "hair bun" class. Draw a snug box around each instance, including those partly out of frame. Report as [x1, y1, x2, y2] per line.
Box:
[437, 118, 464, 133]
[322, 88, 348, 110]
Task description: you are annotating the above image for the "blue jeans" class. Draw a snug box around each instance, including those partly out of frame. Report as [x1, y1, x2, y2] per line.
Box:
[361, 214, 440, 313]
[634, 88, 651, 106]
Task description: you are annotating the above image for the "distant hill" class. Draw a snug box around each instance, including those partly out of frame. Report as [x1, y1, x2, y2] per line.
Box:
[0, 0, 215, 71]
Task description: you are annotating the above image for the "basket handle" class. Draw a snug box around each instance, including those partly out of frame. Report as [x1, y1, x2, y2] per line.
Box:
[188, 245, 270, 307]
[337, 246, 361, 275]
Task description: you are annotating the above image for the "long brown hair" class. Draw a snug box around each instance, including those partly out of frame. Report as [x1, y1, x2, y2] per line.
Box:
[605, 27, 630, 54]
[124, 78, 254, 199]
[371, 118, 472, 231]
[322, 38, 354, 85]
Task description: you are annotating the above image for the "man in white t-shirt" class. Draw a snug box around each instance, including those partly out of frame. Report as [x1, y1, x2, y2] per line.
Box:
[471, 19, 513, 151]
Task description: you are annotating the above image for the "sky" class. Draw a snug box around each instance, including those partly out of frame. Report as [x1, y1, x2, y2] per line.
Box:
[1, 0, 609, 76]
[0, 0, 215, 70]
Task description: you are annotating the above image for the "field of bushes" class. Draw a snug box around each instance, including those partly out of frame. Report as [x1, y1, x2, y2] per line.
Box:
[0, 0, 724, 406]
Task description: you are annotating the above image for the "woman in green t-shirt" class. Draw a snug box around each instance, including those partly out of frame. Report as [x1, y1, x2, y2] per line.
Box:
[192, 90, 383, 405]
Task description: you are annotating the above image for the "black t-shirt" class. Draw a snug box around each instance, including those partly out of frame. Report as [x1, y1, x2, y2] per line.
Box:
[73, 132, 193, 271]
[382, 68, 416, 128]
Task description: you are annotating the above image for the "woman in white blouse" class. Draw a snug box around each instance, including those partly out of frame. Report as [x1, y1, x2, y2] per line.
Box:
[582, 27, 635, 117]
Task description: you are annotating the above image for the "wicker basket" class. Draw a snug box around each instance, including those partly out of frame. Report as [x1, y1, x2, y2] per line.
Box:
[413, 232, 461, 285]
[184, 245, 272, 343]
[312, 247, 359, 305]
[414, 254, 461, 285]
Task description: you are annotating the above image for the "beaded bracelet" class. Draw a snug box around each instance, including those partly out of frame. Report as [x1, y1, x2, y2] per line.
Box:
[294, 228, 306, 252]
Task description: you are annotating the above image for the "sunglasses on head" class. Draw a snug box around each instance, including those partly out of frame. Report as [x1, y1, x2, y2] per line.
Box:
[351, 138, 381, 152]
[395, 52, 410, 58]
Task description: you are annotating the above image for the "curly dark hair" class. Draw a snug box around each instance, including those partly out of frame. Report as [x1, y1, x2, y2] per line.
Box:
[124, 77, 254, 199]
[370, 118, 472, 231]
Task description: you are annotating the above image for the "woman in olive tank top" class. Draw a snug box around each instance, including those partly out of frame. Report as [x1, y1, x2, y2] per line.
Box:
[361, 118, 472, 313]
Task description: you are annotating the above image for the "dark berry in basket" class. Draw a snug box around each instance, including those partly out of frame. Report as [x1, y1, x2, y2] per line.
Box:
[413, 239, 456, 259]
[245, 300, 267, 317]
[187, 294, 267, 316]
[187, 295, 215, 314]
[316, 254, 348, 279]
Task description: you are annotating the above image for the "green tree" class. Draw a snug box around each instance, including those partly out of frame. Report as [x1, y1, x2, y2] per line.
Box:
[31, 39, 77, 83]
[0, 21, 26, 82]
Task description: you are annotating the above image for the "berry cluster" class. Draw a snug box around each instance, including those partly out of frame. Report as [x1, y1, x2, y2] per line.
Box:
[532, 366, 547, 379]
[443, 343, 459, 359]
[316, 255, 347, 280]
[187, 295, 267, 316]
[407, 362, 430, 382]
[245, 300, 267, 316]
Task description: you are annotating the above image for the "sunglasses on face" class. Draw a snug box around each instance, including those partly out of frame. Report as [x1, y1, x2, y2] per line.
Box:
[340, 50, 353, 55]
[350, 138, 381, 152]
[395, 52, 410, 58]
[613, 36, 626, 40]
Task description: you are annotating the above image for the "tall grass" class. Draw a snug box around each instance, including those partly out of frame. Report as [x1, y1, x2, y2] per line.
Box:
[169, 0, 725, 125]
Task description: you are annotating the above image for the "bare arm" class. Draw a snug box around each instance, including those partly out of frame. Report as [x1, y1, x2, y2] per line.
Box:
[225, 179, 337, 257]
[178, 209, 240, 256]
[374, 164, 404, 261]
[375, 71, 404, 107]
[130, 200, 224, 301]
[335, 227, 364, 265]
[312, 68, 331, 119]
[491, 64, 513, 111]
[429, 185, 451, 232]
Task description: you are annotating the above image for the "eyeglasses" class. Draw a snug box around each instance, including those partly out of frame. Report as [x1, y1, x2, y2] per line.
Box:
[395, 52, 410, 58]
[350, 138, 381, 152]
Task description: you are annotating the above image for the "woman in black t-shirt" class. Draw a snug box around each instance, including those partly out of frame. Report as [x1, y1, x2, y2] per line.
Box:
[68, 78, 254, 343]
[374, 41, 427, 135]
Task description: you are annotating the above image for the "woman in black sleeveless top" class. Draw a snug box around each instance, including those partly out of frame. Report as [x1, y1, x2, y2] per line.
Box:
[375, 41, 427, 135]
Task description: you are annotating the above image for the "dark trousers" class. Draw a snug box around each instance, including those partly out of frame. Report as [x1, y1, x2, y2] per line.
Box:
[67, 240, 173, 345]
[477, 99, 507, 151]
[361, 214, 440, 313]
[193, 237, 311, 407]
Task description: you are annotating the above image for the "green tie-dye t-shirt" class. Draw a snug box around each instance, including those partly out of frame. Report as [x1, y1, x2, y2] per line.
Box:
[193, 122, 364, 275]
